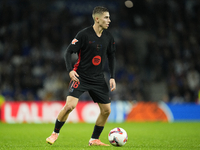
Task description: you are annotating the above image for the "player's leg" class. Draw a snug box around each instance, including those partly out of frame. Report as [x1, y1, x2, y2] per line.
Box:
[89, 103, 111, 146]
[46, 79, 84, 145]
[53, 96, 79, 134]
[96, 103, 111, 126]
[46, 96, 79, 145]
[57, 96, 79, 122]
[88, 79, 111, 146]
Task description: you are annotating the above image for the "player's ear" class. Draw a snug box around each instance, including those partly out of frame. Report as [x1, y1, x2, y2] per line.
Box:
[95, 16, 99, 23]
[94, 14, 100, 23]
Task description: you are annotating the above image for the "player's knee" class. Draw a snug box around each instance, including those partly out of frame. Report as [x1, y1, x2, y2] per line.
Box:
[101, 108, 111, 116]
[64, 104, 75, 113]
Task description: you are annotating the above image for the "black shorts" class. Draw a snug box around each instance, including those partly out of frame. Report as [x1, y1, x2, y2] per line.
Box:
[67, 77, 111, 104]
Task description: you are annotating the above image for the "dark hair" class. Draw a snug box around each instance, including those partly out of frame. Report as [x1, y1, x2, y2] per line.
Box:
[92, 6, 109, 16]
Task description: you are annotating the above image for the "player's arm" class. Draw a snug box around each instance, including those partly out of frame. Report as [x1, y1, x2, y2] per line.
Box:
[108, 53, 116, 91]
[64, 47, 79, 82]
[64, 46, 73, 73]
[64, 32, 84, 81]
[107, 36, 116, 91]
[110, 78, 116, 92]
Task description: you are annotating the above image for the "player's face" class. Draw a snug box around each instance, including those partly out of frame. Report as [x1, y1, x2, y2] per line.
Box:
[99, 12, 111, 29]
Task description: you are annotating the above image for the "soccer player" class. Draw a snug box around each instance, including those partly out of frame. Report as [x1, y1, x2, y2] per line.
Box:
[46, 6, 116, 146]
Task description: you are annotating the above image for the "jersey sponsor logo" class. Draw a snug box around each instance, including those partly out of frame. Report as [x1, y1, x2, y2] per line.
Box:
[89, 41, 95, 44]
[72, 38, 78, 45]
[92, 55, 101, 66]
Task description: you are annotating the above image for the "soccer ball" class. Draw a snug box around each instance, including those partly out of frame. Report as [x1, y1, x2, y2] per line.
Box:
[108, 127, 128, 146]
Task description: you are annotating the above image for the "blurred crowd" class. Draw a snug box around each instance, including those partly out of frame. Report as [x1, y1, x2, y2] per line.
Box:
[143, 0, 200, 103]
[0, 0, 199, 103]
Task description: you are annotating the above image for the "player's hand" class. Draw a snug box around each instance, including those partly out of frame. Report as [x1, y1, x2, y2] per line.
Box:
[69, 70, 79, 82]
[110, 78, 116, 92]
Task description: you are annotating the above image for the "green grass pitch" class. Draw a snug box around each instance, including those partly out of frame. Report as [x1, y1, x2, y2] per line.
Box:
[0, 122, 200, 150]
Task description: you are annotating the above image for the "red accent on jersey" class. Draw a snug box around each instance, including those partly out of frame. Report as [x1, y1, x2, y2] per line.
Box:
[73, 81, 80, 88]
[73, 50, 81, 71]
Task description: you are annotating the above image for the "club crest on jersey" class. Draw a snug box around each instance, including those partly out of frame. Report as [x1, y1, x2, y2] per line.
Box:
[92, 55, 101, 66]
[96, 44, 102, 51]
[72, 38, 78, 45]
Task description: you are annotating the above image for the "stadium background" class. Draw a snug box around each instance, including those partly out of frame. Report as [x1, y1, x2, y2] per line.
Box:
[0, 0, 200, 123]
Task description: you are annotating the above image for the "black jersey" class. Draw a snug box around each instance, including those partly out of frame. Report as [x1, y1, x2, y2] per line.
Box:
[64, 26, 116, 81]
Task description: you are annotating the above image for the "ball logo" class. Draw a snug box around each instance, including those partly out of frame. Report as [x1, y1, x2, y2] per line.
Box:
[92, 55, 101, 66]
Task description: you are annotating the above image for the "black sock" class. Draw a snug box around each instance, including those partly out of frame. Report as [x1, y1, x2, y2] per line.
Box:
[53, 119, 65, 133]
[91, 125, 104, 139]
